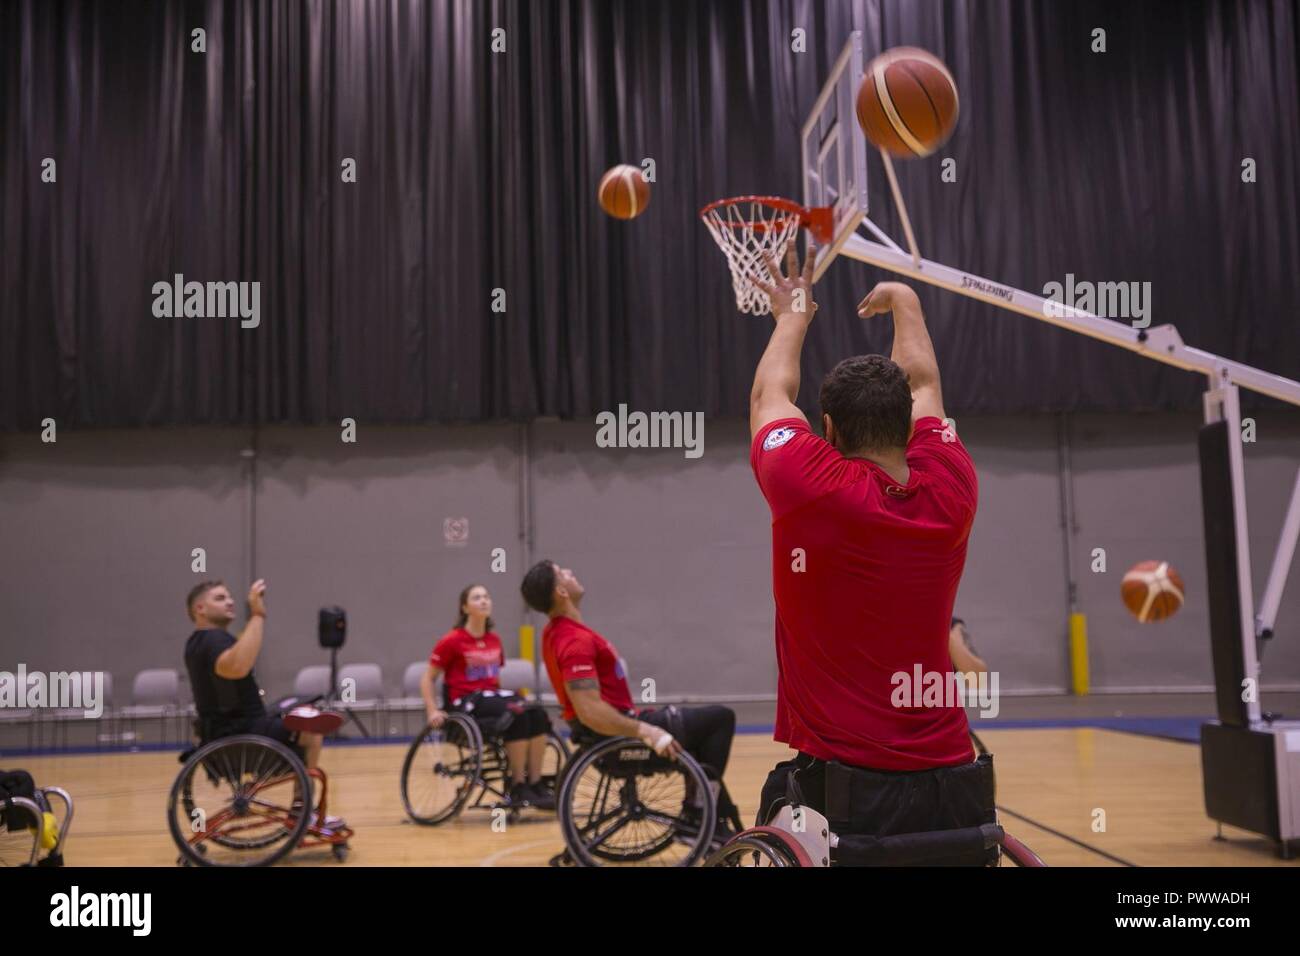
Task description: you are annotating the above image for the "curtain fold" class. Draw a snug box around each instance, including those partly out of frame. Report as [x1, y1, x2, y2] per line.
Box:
[2, 0, 1297, 430]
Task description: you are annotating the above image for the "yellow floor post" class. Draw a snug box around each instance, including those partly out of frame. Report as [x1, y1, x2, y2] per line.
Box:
[1069, 612, 1090, 695]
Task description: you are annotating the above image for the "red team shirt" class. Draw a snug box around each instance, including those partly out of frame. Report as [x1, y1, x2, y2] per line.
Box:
[542, 615, 635, 722]
[751, 415, 978, 771]
[429, 628, 505, 704]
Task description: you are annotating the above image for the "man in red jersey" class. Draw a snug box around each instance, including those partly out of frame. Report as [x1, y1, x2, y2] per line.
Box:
[747, 242, 994, 861]
[520, 560, 742, 836]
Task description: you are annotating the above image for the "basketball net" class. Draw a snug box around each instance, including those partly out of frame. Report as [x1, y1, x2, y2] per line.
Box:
[700, 197, 811, 315]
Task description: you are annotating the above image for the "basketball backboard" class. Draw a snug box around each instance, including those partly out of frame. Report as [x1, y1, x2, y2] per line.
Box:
[802, 31, 869, 282]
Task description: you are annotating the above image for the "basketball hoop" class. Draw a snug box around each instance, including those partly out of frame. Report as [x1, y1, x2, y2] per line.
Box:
[699, 196, 833, 314]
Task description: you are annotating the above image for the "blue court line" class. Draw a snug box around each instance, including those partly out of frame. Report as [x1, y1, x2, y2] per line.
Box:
[967, 716, 1205, 743]
[0, 716, 1206, 759]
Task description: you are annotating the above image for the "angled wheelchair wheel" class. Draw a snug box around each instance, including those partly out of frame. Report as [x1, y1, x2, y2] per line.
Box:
[168, 735, 311, 867]
[401, 714, 483, 825]
[705, 829, 808, 867]
[557, 736, 715, 867]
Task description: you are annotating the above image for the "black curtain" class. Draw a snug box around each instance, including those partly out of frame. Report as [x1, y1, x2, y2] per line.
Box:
[2, 0, 1298, 430]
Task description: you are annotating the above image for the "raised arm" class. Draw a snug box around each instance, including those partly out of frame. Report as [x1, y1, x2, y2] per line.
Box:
[749, 240, 818, 438]
[858, 281, 944, 423]
[214, 580, 267, 680]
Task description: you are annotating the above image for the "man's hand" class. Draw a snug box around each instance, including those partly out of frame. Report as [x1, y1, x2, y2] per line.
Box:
[857, 281, 919, 318]
[748, 239, 819, 438]
[248, 579, 267, 618]
[754, 238, 818, 321]
[426, 707, 448, 729]
[637, 721, 683, 758]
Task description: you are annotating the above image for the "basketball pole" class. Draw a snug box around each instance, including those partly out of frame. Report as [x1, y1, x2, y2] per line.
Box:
[878, 150, 922, 268]
[1257, 467, 1300, 643]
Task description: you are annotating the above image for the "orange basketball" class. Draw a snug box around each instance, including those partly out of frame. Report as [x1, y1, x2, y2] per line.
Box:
[598, 164, 650, 220]
[1121, 560, 1186, 623]
[856, 46, 959, 158]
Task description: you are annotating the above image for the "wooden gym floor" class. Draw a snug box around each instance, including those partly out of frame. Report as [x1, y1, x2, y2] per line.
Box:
[11, 726, 1297, 866]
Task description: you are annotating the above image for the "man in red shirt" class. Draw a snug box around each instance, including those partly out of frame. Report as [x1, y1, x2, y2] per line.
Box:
[520, 560, 741, 835]
[748, 244, 994, 854]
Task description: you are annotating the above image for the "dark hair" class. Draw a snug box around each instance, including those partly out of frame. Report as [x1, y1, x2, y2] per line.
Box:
[819, 354, 913, 453]
[520, 560, 558, 614]
[186, 580, 226, 620]
[455, 583, 495, 631]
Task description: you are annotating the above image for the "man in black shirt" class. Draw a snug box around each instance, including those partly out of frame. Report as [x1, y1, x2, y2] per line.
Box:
[184, 579, 323, 768]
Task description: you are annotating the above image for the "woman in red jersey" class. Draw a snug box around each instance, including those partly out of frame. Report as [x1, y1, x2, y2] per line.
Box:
[419, 584, 554, 809]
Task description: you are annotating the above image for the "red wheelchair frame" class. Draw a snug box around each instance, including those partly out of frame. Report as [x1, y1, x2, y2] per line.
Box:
[170, 706, 353, 866]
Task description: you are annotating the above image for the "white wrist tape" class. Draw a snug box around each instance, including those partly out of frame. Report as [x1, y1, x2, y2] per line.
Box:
[638, 724, 674, 755]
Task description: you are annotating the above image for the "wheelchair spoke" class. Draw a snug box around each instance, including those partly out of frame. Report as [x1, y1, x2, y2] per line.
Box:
[642, 809, 687, 830]
[574, 770, 618, 830]
[585, 811, 635, 851]
[575, 799, 626, 838]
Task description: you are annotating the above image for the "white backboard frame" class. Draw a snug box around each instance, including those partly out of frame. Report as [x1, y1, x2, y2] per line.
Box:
[801, 31, 869, 283]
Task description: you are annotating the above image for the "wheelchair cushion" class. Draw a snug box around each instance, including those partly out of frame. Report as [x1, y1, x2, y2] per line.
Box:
[282, 706, 343, 734]
[819, 753, 998, 866]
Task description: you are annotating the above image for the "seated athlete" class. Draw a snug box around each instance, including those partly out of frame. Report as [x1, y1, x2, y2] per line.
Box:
[183, 579, 324, 768]
[519, 559, 741, 836]
[419, 584, 555, 810]
[749, 242, 993, 861]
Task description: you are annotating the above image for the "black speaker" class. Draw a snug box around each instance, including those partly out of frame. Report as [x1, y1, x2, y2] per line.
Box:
[318, 607, 347, 648]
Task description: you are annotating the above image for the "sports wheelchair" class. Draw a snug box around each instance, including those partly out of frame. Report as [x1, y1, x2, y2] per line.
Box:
[549, 713, 745, 867]
[400, 705, 569, 825]
[0, 769, 73, 867]
[167, 704, 353, 866]
[705, 751, 1046, 868]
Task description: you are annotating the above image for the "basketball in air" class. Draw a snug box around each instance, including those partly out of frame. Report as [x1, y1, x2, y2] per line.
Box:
[598, 164, 651, 219]
[1121, 560, 1186, 623]
[856, 46, 959, 158]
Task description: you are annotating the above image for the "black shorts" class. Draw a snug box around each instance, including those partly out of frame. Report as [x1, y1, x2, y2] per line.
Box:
[453, 692, 550, 742]
[758, 752, 997, 866]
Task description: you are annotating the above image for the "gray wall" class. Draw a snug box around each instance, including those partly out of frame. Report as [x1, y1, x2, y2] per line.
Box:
[2, 411, 1298, 705]
[1071, 411, 1300, 691]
